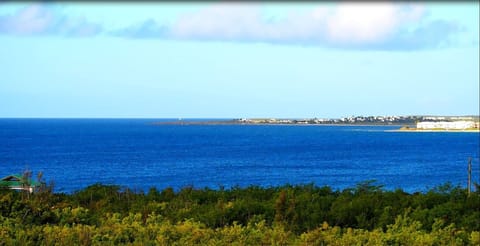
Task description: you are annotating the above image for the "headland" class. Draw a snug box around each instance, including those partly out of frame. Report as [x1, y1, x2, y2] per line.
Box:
[152, 115, 480, 131]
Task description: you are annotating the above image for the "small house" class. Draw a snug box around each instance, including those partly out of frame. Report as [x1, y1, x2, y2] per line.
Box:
[0, 174, 40, 193]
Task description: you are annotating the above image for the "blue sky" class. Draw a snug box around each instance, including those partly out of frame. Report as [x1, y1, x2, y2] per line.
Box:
[0, 2, 478, 118]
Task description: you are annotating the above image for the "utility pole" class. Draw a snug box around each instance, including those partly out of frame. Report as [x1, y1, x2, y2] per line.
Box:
[468, 157, 472, 196]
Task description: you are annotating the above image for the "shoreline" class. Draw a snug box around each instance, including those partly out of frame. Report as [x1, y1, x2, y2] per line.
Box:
[151, 120, 407, 127]
[388, 129, 480, 133]
[151, 120, 480, 132]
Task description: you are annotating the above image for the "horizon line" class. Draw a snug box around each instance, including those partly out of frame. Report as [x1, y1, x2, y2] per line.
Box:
[1, 115, 479, 120]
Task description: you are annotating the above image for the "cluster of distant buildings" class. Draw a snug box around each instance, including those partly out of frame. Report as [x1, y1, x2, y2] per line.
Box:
[338, 115, 415, 124]
[236, 115, 426, 125]
[236, 116, 420, 125]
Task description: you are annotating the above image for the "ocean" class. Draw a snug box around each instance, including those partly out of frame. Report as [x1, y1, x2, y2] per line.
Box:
[1, 119, 479, 193]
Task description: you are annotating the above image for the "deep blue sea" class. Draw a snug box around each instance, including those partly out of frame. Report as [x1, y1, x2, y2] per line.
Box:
[1, 119, 479, 193]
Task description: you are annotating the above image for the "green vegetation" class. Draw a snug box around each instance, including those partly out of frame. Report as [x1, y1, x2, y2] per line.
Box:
[1, 181, 479, 245]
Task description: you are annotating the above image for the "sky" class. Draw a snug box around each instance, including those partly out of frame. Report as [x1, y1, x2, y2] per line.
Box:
[0, 2, 479, 118]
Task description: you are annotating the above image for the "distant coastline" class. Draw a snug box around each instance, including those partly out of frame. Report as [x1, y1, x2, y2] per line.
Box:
[151, 115, 480, 129]
[152, 116, 422, 126]
[151, 120, 407, 127]
[152, 120, 480, 132]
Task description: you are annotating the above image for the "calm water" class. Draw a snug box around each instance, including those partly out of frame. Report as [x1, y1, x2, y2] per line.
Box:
[1, 119, 479, 193]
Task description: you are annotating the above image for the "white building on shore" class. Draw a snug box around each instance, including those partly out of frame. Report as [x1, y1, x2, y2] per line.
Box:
[416, 121, 477, 130]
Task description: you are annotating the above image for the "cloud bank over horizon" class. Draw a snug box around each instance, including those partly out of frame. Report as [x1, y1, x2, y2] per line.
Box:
[0, 2, 473, 50]
[0, 4, 101, 37]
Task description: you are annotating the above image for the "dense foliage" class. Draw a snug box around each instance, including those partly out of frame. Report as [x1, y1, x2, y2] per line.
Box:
[1, 181, 479, 245]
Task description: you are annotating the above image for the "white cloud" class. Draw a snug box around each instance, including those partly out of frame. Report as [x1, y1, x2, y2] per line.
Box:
[0, 3, 464, 50]
[0, 4, 53, 34]
[171, 3, 264, 41]
[325, 3, 400, 44]
[168, 2, 427, 46]
[0, 4, 102, 37]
